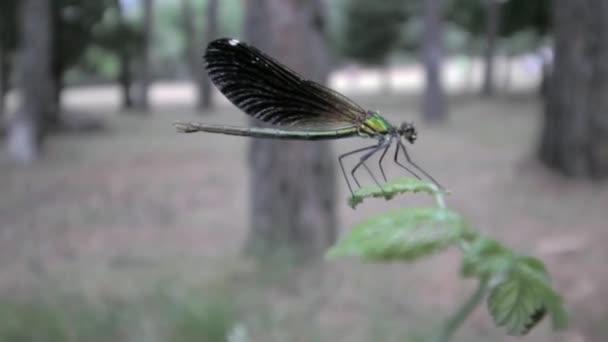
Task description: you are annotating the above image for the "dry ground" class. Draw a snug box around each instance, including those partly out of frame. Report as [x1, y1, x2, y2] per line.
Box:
[1, 85, 607, 342]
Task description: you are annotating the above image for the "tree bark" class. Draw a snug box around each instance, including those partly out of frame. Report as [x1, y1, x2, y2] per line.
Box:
[0, 45, 6, 117]
[422, 0, 447, 122]
[481, 0, 501, 97]
[199, 0, 218, 111]
[7, 0, 53, 163]
[116, 0, 134, 109]
[134, 0, 153, 112]
[539, 0, 608, 178]
[244, 0, 337, 262]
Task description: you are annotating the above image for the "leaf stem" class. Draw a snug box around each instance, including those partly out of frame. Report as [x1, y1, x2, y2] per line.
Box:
[430, 184, 446, 208]
[429, 280, 488, 342]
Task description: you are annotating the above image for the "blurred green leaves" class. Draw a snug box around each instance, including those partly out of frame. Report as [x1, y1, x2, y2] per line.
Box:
[330, 177, 567, 338]
[328, 207, 472, 261]
[487, 256, 567, 336]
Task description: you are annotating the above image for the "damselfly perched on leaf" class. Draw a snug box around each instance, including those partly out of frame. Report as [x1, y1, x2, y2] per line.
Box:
[174, 38, 442, 195]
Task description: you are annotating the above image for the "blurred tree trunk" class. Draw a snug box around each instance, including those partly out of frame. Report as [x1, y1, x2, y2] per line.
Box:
[199, 0, 218, 110]
[48, 71, 61, 126]
[422, 0, 446, 122]
[244, 0, 337, 262]
[134, 0, 153, 112]
[539, 0, 608, 178]
[116, 0, 134, 109]
[181, 0, 216, 112]
[481, 0, 501, 97]
[7, 0, 52, 162]
[0, 46, 5, 116]
[181, 0, 203, 112]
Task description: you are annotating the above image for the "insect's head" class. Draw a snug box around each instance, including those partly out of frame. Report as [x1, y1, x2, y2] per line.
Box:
[398, 122, 417, 144]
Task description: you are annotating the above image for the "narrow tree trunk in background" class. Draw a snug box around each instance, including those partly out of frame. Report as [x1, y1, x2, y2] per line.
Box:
[539, 0, 608, 178]
[422, 0, 446, 122]
[46, 70, 61, 127]
[134, 0, 153, 112]
[464, 37, 477, 94]
[199, 0, 218, 110]
[116, 0, 133, 109]
[181, 0, 201, 111]
[8, 0, 52, 162]
[0, 46, 5, 117]
[502, 55, 512, 91]
[481, 0, 500, 97]
[244, 0, 337, 262]
[119, 53, 134, 109]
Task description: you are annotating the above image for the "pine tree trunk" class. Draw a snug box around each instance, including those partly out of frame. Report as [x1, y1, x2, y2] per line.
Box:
[115, 0, 133, 110]
[539, 0, 608, 178]
[244, 0, 337, 262]
[46, 69, 61, 128]
[119, 54, 133, 109]
[0, 46, 5, 117]
[198, 0, 218, 111]
[134, 0, 153, 112]
[7, 0, 52, 162]
[422, 0, 446, 122]
[481, 0, 501, 97]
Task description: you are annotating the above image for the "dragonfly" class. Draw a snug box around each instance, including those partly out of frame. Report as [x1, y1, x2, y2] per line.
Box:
[174, 38, 442, 195]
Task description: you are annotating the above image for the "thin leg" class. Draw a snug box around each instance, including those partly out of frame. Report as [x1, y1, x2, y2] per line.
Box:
[338, 144, 380, 196]
[351, 143, 388, 191]
[397, 140, 444, 189]
[377, 143, 391, 181]
[394, 143, 422, 179]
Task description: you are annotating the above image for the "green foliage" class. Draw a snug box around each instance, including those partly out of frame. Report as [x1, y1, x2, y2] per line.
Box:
[0, 289, 242, 342]
[348, 177, 447, 209]
[461, 237, 514, 280]
[448, 0, 552, 37]
[501, 0, 552, 36]
[0, 0, 17, 51]
[167, 293, 239, 342]
[53, 0, 115, 74]
[447, 0, 485, 36]
[0, 297, 127, 342]
[328, 207, 473, 261]
[338, 0, 410, 65]
[329, 177, 567, 340]
[487, 256, 567, 336]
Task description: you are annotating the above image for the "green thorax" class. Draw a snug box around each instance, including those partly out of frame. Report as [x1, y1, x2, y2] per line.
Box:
[360, 112, 393, 135]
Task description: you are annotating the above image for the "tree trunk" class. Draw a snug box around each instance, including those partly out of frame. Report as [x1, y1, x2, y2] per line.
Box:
[422, 0, 446, 122]
[244, 0, 337, 262]
[134, 0, 153, 112]
[119, 53, 133, 109]
[180, 0, 203, 112]
[539, 0, 608, 178]
[7, 0, 53, 163]
[0, 45, 6, 117]
[46, 69, 62, 128]
[199, 0, 218, 111]
[116, 0, 133, 109]
[481, 0, 501, 97]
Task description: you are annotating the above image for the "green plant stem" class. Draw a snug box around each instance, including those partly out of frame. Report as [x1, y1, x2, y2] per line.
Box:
[433, 187, 446, 209]
[429, 280, 488, 342]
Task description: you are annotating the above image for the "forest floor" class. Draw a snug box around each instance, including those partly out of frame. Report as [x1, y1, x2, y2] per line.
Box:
[1, 85, 607, 342]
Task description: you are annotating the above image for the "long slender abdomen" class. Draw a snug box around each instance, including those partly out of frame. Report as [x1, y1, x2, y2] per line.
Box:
[173, 122, 358, 140]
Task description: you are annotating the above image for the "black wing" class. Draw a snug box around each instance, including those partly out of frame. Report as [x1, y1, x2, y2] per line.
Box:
[204, 38, 368, 129]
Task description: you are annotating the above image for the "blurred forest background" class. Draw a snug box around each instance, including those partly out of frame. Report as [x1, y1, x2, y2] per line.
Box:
[1, 0, 607, 341]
